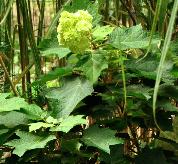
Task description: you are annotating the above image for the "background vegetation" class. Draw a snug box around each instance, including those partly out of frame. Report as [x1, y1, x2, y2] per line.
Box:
[0, 0, 178, 163]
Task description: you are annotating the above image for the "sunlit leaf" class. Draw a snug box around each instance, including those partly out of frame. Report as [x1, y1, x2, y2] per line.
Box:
[93, 26, 114, 41]
[20, 104, 45, 120]
[50, 115, 86, 133]
[41, 47, 71, 58]
[29, 122, 54, 132]
[0, 111, 29, 128]
[0, 93, 28, 112]
[46, 116, 58, 124]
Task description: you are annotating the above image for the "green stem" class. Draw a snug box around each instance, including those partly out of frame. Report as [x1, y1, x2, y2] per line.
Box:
[138, 0, 163, 62]
[120, 56, 127, 114]
[153, 0, 178, 130]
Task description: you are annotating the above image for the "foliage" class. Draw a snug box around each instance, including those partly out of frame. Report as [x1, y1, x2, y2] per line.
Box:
[46, 77, 93, 118]
[50, 115, 86, 133]
[92, 25, 114, 41]
[1, 0, 178, 163]
[0, 93, 28, 112]
[82, 125, 124, 154]
[5, 131, 55, 157]
[79, 52, 108, 83]
[109, 24, 159, 50]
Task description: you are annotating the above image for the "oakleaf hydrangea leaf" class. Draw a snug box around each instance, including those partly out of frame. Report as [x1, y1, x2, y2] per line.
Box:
[80, 53, 108, 83]
[0, 93, 28, 112]
[46, 78, 93, 118]
[82, 126, 124, 154]
[46, 116, 58, 124]
[109, 24, 159, 50]
[5, 131, 55, 157]
[0, 111, 29, 128]
[50, 115, 86, 133]
[93, 25, 114, 41]
[20, 104, 45, 120]
[29, 122, 54, 132]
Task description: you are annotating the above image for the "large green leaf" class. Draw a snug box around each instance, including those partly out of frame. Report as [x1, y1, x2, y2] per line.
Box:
[92, 26, 114, 41]
[50, 115, 86, 133]
[109, 24, 159, 50]
[0, 111, 29, 128]
[0, 93, 28, 112]
[0, 129, 8, 136]
[41, 47, 71, 58]
[82, 126, 124, 154]
[80, 53, 108, 83]
[5, 131, 56, 157]
[39, 34, 71, 57]
[157, 100, 178, 112]
[20, 104, 45, 120]
[32, 67, 72, 86]
[0, 93, 10, 100]
[46, 78, 93, 118]
[29, 122, 54, 132]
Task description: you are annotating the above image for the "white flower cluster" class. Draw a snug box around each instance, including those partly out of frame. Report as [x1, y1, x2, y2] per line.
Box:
[57, 10, 93, 54]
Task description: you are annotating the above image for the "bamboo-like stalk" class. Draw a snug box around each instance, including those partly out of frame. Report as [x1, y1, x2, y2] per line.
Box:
[37, 0, 45, 45]
[114, 0, 120, 25]
[104, 0, 109, 25]
[22, 1, 32, 100]
[16, 0, 26, 95]
[4, 0, 13, 93]
[158, 0, 169, 37]
[14, 62, 34, 86]
[56, 0, 62, 12]
[19, 0, 42, 78]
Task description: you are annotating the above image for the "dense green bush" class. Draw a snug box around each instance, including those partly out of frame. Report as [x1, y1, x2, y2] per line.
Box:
[0, 0, 178, 163]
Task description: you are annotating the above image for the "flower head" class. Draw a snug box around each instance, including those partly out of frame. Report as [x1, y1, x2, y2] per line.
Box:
[57, 10, 93, 54]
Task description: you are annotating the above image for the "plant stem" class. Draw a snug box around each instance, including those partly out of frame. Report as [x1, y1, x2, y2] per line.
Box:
[121, 57, 127, 114]
[0, 55, 18, 96]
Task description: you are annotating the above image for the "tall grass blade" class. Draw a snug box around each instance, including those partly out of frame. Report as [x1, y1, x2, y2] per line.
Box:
[153, 0, 178, 129]
[138, 0, 163, 62]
